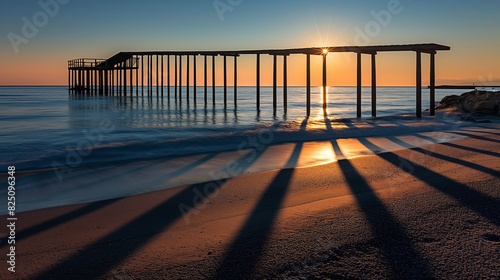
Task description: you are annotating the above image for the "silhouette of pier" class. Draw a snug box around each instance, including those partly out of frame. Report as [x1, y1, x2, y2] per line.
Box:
[68, 43, 450, 117]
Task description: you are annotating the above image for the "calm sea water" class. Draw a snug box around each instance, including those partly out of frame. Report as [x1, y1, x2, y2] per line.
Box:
[0, 86, 462, 171]
[5, 85, 497, 213]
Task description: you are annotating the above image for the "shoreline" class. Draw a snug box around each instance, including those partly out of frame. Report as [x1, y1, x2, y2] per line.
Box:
[3, 113, 498, 215]
[1, 128, 499, 279]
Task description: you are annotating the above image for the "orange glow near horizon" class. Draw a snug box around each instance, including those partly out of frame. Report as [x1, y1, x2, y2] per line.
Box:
[1, 49, 499, 86]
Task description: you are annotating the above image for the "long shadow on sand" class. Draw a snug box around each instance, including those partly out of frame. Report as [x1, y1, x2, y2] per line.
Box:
[32, 147, 271, 279]
[10, 153, 219, 248]
[358, 138, 500, 227]
[387, 136, 500, 178]
[461, 126, 500, 136]
[1, 198, 122, 249]
[449, 131, 500, 144]
[32, 184, 229, 279]
[329, 140, 435, 279]
[212, 142, 303, 279]
[415, 134, 500, 158]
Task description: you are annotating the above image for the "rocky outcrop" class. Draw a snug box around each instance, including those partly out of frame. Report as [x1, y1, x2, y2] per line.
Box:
[436, 90, 500, 116]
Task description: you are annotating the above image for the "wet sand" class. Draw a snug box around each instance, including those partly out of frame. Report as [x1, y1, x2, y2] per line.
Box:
[1, 128, 499, 279]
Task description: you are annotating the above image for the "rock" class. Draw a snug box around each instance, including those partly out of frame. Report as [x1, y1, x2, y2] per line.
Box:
[436, 90, 500, 116]
[435, 95, 461, 110]
[474, 100, 499, 115]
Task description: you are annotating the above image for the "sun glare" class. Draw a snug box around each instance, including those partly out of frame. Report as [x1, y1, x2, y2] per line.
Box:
[322, 48, 329, 55]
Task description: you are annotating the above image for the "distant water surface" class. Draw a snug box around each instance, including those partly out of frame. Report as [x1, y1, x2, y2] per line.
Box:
[4, 86, 496, 213]
[0, 86, 468, 170]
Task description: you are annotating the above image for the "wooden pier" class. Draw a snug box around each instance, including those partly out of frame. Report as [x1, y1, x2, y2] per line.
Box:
[68, 43, 450, 117]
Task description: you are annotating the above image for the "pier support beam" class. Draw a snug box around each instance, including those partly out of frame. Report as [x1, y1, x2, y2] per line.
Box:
[357, 52, 362, 118]
[234, 55, 237, 107]
[116, 67, 119, 95]
[104, 69, 108, 95]
[97, 69, 100, 96]
[71, 69, 75, 93]
[416, 51, 422, 118]
[187, 55, 190, 102]
[146, 57, 149, 96]
[135, 56, 139, 96]
[156, 55, 159, 96]
[179, 55, 182, 101]
[224, 55, 227, 108]
[150, 55, 153, 96]
[283, 55, 288, 113]
[256, 54, 260, 111]
[104, 69, 109, 95]
[212, 55, 216, 106]
[141, 55, 144, 96]
[204, 56, 208, 106]
[98, 68, 101, 95]
[193, 55, 197, 104]
[68, 68, 71, 93]
[86, 69, 90, 95]
[306, 54, 311, 117]
[67, 66, 71, 92]
[174, 56, 178, 100]
[146, 56, 149, 96]
[99, 70, 103, 95]
[123, 62, 127, 97]
[130, 59, 133, 97]
[161, 55, 164, 97]
[167, 55, 170, 98]
[273, 54, 277, 113]
[429, 52, 436, 116]
[371, 52, 377, 117]
[94, 70, 98, 95]
[94, 69, 97, 95]
[322, 52, 328, 113]
[77, 68, 81, 92]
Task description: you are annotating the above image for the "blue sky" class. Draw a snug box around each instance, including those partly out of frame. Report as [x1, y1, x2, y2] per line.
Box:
[1, 0, 499, 85]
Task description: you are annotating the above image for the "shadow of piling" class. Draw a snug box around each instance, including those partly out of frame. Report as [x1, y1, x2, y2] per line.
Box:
[329, 140, 435, 279]
[33, 145, 273, 279]
[212, 142, 303, 279]
[358, 138, 500, 227]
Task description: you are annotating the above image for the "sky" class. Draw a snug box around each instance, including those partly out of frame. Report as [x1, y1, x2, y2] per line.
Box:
[0, 0, 499, 86]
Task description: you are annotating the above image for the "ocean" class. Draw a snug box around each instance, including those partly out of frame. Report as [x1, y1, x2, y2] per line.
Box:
[0, 86, 485, 213]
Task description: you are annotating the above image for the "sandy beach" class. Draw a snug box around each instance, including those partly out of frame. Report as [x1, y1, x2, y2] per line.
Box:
[3, 0, 500, 279]
[1, 125, 499, 279]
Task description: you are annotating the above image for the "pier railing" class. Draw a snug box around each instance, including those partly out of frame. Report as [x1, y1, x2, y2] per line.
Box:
[68, 58, 107, 69]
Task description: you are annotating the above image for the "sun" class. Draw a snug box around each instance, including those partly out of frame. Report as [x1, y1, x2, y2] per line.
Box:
[322, 48, 329, 55]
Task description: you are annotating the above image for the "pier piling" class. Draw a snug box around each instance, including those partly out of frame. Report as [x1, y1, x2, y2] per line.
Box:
[416, 51, 422, 118]
[356, 52, 362, 118]
[204, 55, 208, 106]
[224, 55, 227, 108]
[322, 51, 327, 113]
[256, 54, 260, 111]
[283, 55, 288, 113]
[306, 54, 311, 116]
[273, 54, 277, 114]
[371, 52, 377, 117]
[193, 55, 197, 104]
[234, 55, 237, 107]
[429, 52, 436, 116]
[212, 55, 216, 106]
[187, 55, 190, 103]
